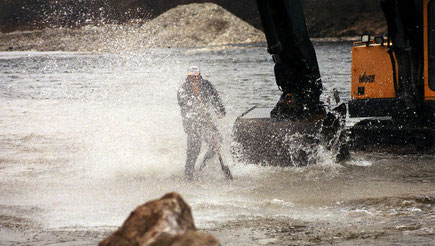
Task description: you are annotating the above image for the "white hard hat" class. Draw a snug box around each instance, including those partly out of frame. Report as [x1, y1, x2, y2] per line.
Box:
[187, 66, 201, 76]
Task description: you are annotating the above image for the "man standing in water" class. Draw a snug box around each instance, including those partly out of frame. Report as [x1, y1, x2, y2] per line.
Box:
[177, 66, 226, 180]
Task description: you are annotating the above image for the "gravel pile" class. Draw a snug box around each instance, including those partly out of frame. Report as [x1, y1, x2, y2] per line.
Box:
[0, 3, 265, 52]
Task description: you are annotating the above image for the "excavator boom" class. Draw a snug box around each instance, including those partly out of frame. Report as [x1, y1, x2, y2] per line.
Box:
[256, 0, 322, 103]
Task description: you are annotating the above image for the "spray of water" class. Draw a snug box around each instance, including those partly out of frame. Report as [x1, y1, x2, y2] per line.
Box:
[3, 45, 432, 245]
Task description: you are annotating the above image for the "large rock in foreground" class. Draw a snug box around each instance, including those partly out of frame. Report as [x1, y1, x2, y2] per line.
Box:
[99, 192, 220, 246]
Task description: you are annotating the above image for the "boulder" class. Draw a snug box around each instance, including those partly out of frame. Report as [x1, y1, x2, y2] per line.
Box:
[99, 192, 220, 246]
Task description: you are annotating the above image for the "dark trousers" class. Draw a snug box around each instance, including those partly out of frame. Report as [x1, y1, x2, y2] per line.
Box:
[184, 125, 220, 178]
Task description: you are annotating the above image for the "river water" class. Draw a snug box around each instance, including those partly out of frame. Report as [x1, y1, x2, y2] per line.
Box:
[0, 43, 433, 245]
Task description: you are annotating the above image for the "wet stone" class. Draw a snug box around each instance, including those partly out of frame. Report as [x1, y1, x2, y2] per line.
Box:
[99, 192, 220, 246]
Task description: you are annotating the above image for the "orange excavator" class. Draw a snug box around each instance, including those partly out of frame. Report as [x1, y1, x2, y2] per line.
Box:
[348, 0, 434, 150]
[233, 0, 434, 165]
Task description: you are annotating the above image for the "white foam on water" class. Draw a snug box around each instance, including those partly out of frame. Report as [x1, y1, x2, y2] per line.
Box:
[346, 157, 373, 167]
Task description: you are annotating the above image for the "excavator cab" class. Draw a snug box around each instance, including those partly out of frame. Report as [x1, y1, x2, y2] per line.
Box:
[355, 0, 435, 116]
[348, 35, 400, 117]
[349, 31, 435, 118]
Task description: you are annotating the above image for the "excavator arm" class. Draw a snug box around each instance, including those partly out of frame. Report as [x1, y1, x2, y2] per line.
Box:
[380, 0, 424, 119]
[255, 0, 324, 119]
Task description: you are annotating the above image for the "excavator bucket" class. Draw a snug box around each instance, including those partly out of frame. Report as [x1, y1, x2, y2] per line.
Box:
[232, 107, 325, 166]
